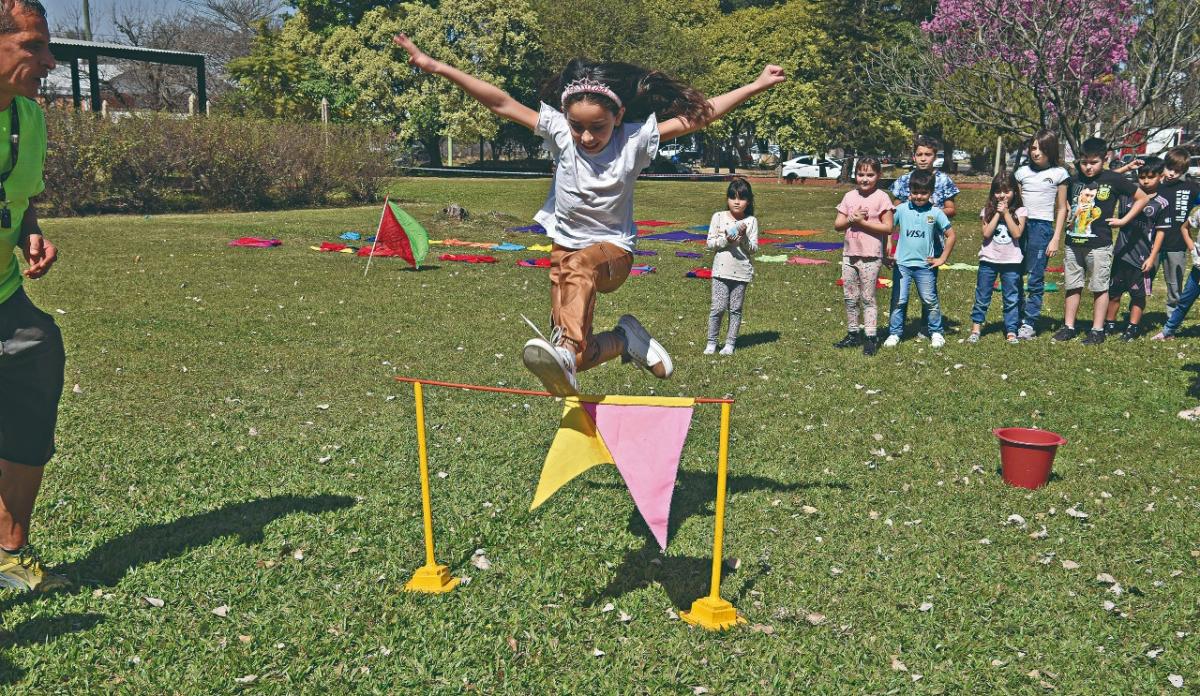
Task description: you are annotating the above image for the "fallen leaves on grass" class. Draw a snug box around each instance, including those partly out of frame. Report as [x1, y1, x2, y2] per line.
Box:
[143, 596, 165, 608]
[212, 605, 230, 617]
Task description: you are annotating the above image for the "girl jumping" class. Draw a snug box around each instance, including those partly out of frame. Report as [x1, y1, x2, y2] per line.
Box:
[395, 34, 785, 395]
[705, 177, 759, 356]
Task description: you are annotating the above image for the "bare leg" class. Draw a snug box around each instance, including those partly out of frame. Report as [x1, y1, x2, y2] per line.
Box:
[0, 459, 44, 550]
[1090, 291, 1109, 331]
[1063, 289, 1082, 327]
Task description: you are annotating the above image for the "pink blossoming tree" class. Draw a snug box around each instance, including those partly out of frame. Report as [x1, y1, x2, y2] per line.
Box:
[869, 0, 1200, 158]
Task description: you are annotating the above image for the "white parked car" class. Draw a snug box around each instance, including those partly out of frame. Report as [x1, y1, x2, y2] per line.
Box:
[953, 149, 969, 162]
[781, 155, 842, 180]
[1189, 156, 1200, 180]
[659, 143, 684, 158]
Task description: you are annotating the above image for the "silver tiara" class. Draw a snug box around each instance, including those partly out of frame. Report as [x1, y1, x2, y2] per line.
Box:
[560, 77, 622, 109]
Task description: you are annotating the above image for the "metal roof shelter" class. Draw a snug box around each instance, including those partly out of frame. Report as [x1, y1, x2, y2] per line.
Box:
[49, 38, 206, 113]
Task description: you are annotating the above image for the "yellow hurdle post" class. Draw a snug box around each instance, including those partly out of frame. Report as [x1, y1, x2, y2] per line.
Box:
[404, 380, 460, 593]
[681, 402, 745, 630]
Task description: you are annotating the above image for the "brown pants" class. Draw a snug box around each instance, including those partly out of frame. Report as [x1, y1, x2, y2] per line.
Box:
[550, 242, 633, 372]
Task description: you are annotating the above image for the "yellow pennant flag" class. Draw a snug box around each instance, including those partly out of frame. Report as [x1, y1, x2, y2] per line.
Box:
[530, 398, 614, 510]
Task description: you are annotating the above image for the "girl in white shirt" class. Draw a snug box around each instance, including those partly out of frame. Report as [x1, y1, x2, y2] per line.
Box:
[705, 178, 759, 355]
[1012, 130, 1070, 339]
[395, 34, 784, 395]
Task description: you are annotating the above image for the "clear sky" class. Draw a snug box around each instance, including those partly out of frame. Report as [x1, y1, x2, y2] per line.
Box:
[42, 0, 195, 41]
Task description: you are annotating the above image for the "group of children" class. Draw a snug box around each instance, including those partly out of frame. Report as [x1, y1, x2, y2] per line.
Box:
[807, 135, 1200, 355]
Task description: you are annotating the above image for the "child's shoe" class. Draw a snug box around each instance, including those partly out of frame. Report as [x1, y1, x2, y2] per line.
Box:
[967, 332, 980, 344]
[616, 314, 673, 379]
[1104, 320, 1121, 335]
[1052, 326, 1078, 342]
[862, 335, 879, 356]
[703, 342, 717, 355]
[882, 335, 900, 348]
[1081, 329, 1106, 345]
[522, 338, 578, 396]
[718, 343, 735, 356]
[1120, 324, 1142, 342]
[833, 332, 863, 348]
[1150, 331, 1173, 341]
[930, 333, 946, 348]
[1006, 333, 1019, 345]
[1017, 324, 1036, 340]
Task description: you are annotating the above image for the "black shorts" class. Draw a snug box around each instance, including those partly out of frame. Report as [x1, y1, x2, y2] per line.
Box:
[0, 288, 65, 466]
[1108, 261, 1147, 305]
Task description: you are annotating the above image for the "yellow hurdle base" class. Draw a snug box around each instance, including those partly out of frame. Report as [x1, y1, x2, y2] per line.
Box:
[404, 564, 460, 594]
[680, 597, 746, 631]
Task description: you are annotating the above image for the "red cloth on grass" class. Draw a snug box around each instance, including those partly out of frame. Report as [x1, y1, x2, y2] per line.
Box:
[318, 242, 349, 252]
[229, 237, 281, 248]
[517, 257, 552, 268]
[439, 253, 497, 264]
[686, 268, 712, 279]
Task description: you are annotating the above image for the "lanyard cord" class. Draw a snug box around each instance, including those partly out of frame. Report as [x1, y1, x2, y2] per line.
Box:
[0, 104, 20, 206]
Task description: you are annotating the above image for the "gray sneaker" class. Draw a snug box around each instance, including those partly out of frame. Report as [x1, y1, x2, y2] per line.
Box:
[522, 337, 578, 396]
[616, 315, 673, 379]
[1017, 324, 1036, 340]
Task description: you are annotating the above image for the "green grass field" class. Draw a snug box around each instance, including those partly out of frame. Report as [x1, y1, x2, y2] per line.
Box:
[5, 177, 1198, 692]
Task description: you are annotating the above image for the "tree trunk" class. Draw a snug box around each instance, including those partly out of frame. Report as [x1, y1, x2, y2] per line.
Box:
[422, 135, 443, 167]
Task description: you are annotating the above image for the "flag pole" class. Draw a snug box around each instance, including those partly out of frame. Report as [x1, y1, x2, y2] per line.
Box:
[404, 379, 460, 594]
[363, 196, 389, 277]
[681, 401, 745, 630]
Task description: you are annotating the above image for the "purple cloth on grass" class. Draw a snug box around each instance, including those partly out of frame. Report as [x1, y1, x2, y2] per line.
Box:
[640, 230, 708, 242]
[505, 224, 547, 234]
[675, 251, 702, 258]
[634, 249, 658, 256]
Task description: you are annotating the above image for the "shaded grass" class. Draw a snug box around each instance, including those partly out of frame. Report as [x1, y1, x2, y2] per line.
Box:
[2, 177, 1197, 692]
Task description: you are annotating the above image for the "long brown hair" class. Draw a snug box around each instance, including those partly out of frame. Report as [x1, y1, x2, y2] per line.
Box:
[984, 172, 1024, 221]
[541, 59, 713, 126]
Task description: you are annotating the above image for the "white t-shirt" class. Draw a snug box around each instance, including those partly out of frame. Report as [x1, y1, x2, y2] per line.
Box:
[1015, 165, 1069, 221]
[532, 103, 660, 251]
[707, 211, 759, 282]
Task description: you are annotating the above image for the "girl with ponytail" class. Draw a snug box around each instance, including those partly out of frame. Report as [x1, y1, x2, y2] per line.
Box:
[395, 34, 785, 395]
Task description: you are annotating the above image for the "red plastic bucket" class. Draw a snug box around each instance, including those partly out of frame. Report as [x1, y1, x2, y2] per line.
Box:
[993, 428, 1067, 489]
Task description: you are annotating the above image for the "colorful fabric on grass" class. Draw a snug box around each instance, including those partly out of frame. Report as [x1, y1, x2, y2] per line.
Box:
[640, 230, 708, 242]
[633, 249, 658, 256]
[339, 232, 361, 241]
[686, 268, 713, 279]
[757, 254, 789, 263]
[374, 200, 430, 268]
[505, 224, 547, 234]
[775, 241, 844, 251]
[675, 251, 702, 258]
[229, 237, 281, 248]
[630, 265, 656, 276]
[313, 242, 355, 253]
[635, 220, 677, 227]
[532, 395, 695, 549]
[528, 244, 554, 252]
[786, 256, 829, 265]
[518, 258, 552, 268]
[491, 242, 526, 252]
[434, 238, 497, 250]
[764, 229, 824, 237]
[439, 253, 497, 264]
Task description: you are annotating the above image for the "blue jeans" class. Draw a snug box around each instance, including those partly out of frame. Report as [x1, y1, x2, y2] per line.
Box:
[971, 261, 1023, 334]
[1019, 219, 1052, 328]
[1163, 266, 1200, 335]
[889, 265, 943, 336]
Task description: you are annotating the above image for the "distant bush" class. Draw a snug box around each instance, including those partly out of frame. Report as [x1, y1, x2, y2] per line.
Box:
[41, 110, 392, 216]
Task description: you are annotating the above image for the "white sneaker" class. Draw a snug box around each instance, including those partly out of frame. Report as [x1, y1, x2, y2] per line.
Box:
[617, 314, 673, 379]
[882, 335, 900, 347]
[719, 344, 734, 356]
[703, 342, 717, 355]
[1017, 324, 1036, 340]
[930, 333, 946, 348]
[522, 337, 578, 396]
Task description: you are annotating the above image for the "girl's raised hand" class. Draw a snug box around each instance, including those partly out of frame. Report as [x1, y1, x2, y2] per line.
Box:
[754, 65, 787, 90]
[394, 34, 439, 73]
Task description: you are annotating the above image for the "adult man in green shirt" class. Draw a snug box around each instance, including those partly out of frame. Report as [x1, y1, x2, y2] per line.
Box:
[0, 0, 66, 592]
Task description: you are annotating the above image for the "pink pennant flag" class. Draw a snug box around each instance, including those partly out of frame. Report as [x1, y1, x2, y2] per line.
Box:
[584, 402, 694, 549]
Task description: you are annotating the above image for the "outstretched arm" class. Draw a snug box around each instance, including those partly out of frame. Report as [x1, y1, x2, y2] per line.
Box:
[658, 65, 786, 141]
[394, 34, 538, 131]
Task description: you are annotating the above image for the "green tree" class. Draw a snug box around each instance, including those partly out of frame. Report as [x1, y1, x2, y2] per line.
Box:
[320, 0, 545, 165]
